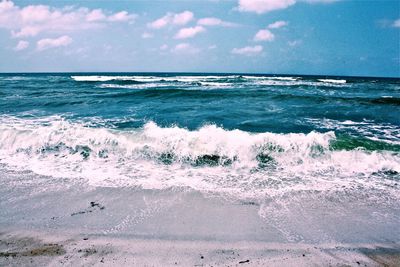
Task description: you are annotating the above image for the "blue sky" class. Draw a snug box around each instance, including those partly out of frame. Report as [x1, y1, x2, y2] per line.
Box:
[0, 0, 399, 77]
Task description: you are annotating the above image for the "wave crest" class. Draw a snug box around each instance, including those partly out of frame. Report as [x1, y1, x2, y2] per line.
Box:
[71, 75, 351, 89]
[0, 116, 399, 196]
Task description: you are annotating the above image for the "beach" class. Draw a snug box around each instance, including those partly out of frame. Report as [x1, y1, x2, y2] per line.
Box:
[1, 231, 400, 266]
[1, 166, 399, 266]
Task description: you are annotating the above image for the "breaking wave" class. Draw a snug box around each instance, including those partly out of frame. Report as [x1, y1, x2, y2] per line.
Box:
[71, 75, 351, 88]
[318, 79, 347, 84]
[0, 116, 399, 197]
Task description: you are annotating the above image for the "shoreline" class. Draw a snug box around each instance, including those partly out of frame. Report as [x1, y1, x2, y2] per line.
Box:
[1, 169, 399, 266]
[1, 230, 400, 266]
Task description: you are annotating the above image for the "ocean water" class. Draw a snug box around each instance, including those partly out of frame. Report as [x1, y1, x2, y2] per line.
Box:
[0, 73, 399, 199]
[1, 73, 400, 244]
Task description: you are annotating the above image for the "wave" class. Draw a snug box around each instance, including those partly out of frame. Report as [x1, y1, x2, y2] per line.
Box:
[71, 75, 236, 83]
[318, 79, 347, 84]
[306, 118, 400, 145]
[72, 76, 121, 82]
[98, 82, 233, 90]
[255, 78, 351, 87]
[243, 76, 299, 81]
[98, 83, 171, 90]
[0, 116, 399, 197]
[71, 75, 351, 88]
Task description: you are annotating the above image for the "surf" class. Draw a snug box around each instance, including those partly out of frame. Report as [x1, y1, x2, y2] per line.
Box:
[0, 116, 399, 198]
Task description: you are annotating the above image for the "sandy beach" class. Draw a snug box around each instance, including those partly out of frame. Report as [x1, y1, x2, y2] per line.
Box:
[1, 168, 399, 266]
[1, 230, 400, 266]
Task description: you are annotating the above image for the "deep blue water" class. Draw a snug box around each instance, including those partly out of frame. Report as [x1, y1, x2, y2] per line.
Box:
[1, 73, 399, 135]
[0, 73, 399, 196]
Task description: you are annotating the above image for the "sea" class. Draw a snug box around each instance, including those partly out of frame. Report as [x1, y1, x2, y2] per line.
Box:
[0, 73, 399, 243]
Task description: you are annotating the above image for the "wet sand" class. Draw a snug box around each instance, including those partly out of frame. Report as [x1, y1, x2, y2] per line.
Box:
[1, 231, 400, 267]
[1, 169, 399, 266]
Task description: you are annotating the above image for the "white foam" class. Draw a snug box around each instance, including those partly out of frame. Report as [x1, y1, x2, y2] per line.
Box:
[71, 76, 122, 82]
[71, 75, 171, 83]
[70, 75, 352, 89]
[306, 118, 400, 145]
[253, 77, 352, 88]
[318, 79, 347, 84]
[0, 116, 399, 199]
[71, 75, 229, 83]
[98, 83, 170, 89]
[199, 81, 232, 88]
[242, 76, 298, 81]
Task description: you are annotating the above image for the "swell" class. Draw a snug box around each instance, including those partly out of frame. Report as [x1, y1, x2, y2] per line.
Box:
[72, 77, 145, 85]
[271, 94, 400, 106]
[90, 88, 400, 106]
[93, 88, 244, 99]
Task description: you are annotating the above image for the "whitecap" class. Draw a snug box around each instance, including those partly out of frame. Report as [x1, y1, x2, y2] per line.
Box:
[0, 116, 399, 199]
[318, 79, 347, 84]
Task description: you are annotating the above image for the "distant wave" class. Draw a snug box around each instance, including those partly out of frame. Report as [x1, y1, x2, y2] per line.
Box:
[0, 116, 399, 197]
[318, 79, 347, 84]
[71, 75, 234, 83]
[306, 118, 400, 146]
[72, 75, 119, 82]
[71, 75, 352, 89]
[255, 80, 348, 88]
[242, 76, 299, 81]
[99, 83, 172, 90]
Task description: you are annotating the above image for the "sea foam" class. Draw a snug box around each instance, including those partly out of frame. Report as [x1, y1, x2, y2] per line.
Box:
[0, 116, 399, 198]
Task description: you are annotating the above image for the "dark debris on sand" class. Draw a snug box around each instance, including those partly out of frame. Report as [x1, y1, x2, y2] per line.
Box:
[71, 201, 105, 216]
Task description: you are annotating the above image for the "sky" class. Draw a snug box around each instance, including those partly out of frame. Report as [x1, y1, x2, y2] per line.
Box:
[0, 0, 399, 77]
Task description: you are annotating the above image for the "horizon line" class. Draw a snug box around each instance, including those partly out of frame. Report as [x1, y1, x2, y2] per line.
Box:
[0, 71, 399, 79]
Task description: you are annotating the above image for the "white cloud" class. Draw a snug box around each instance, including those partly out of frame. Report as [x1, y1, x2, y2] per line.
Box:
[12, 26, 40, 38]
[237, 0, 339, 14]
[86, 9, 106, 22]
[268, 20, 288, 29]
[108, 11, 136, 22]
[148, 15, 170, 29]
[208, 44, 217, 50]
[231, 45, 263, 56]
[174, 26, 205, 39]
[254, 29, 275, 41]
[197, 17, 237, 27]
[393, 18, 400, 28]
[0, 0, 136, 38]
[14, 40, 29, 51]
[37, 35, 72, 51]
[160, 44, 168, 50]
[148, 11, 193, 29]
[141, 32, 154, 39]
[238, 0, 296, 14]
[171, 43, 200, 54]
[173, 11, 194, 25]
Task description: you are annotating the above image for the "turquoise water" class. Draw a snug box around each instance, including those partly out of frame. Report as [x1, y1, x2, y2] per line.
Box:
[0, 73, 399, 197]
